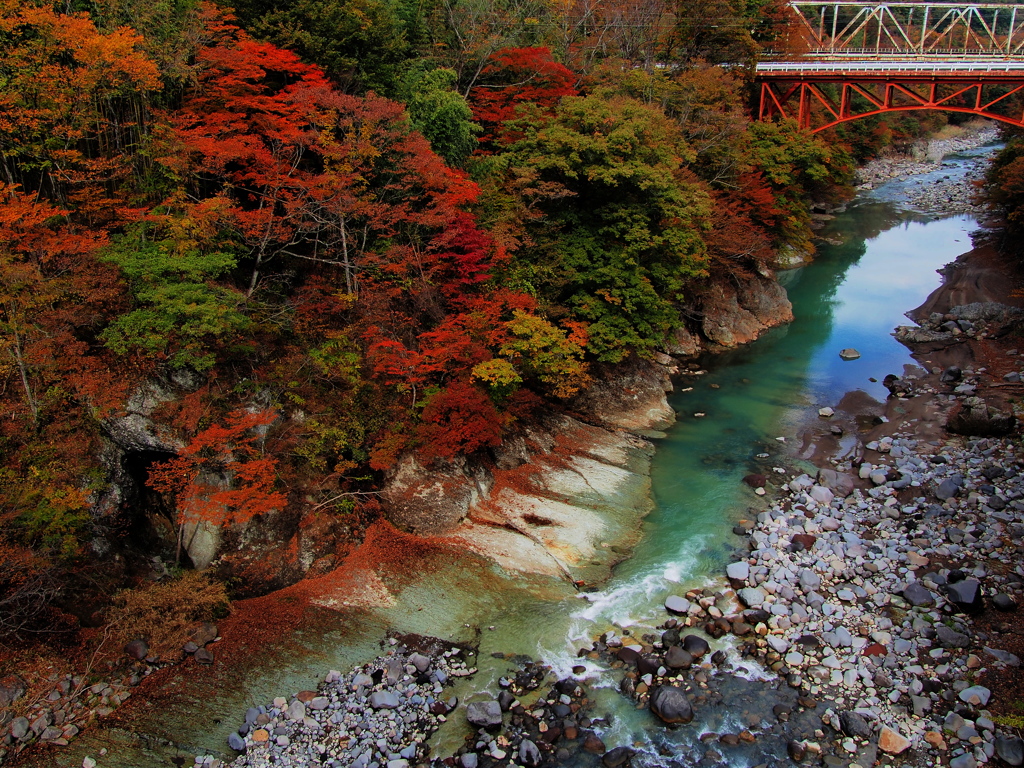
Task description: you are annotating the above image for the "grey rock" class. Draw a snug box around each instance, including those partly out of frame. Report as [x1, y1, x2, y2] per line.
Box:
[947, 579, 983, 613]
[10, 717, 29, 740]
[466, 700, 503, 728]
[409, 652, 430, 673]
[993, 593, 1017, 611]
[665, 595, 691, 615]
[995, 737, 1024, 767]
[124, 639, 149, 660]
[286, 700, 306, 720]
[839, 348, 861, 360]
[369, 691, 401, 710]
[738, 587, 767, 608]
[984, 646, 1021, 666]
[935, 479, 960, 500]
[950, 754, 977, 768]
[799, 570, 821, 590]
[649, 685, 694, 724]
[935, 624, 971, 648]
[228, 732, 246, 752]
[958, 685, 992, 706]
[519, 739, 542, 767]
[665, 646, 694, 670]
[839, 711, 872, 739]
[460, 754, 479, 768]
[726, 562, 749, 583]
[902, 582, 935, 607]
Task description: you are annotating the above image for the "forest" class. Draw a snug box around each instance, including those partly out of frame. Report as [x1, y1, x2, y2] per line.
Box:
[0, 0, 992, 657]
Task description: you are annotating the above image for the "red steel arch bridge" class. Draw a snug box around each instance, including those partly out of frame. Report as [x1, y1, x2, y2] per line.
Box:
[757, 2, 1024, 131]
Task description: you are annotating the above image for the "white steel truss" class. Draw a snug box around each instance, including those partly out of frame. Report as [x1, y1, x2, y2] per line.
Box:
[789, 3, 1024, 56]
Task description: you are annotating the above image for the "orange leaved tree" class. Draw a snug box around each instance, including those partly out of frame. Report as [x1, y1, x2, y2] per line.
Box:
[148, 409, 286, 565]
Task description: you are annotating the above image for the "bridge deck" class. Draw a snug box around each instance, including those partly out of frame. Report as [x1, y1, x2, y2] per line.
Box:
[757, 59, 1024, 78]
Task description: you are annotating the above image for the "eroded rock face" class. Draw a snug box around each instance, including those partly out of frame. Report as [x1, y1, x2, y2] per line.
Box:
[381, 454, 490, 536]
[701, 273, 794, 348]
[102, 382, 184, 454]
[946, 397, 1016, 437]
[569, 358, 675, 432]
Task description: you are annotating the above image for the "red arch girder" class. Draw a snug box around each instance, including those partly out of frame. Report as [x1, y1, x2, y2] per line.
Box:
[758, 76, 1024, 130]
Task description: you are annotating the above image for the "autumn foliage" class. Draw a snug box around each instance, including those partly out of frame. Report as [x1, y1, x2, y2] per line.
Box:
[0, 0, 880, 643]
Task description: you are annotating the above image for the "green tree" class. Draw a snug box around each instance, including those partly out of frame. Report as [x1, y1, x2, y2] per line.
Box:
[221, 0, 414, 94]
[398, 65, 480, 166]
[100, 223, 249, 371]
[482, 94, 712, 361]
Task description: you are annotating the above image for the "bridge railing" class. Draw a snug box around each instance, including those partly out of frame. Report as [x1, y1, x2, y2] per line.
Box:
[758, 59, 1024, 73]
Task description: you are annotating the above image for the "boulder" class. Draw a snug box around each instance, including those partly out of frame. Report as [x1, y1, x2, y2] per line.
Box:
[665, 646, 694, 670]
[124, 639, 149, 660]
[681, 635, 710, 658]
[726, 561, 749, 583]
[946, 397, 1016, 437]
[602, 746, 635, 768]
[839, 711, 872, 739]
[992, 593, 1017, 612]
[665, 596, 691, 615]
[935, 624, 971, 648]
[466, 700, 503, 728]
[902, 582, 935, 607]
[742, 474, 767, 488]
[649, 685, 694, 724]
[519, 739, 542, 767]
[995, 737, 1024, 767]
[839, 348, 861, 360]
[737, 587, 766, 608]
[817, 468, 855, 497]
[958, 686, 991, 707]
[878, 727, 911, 755]
[369, 691, 401, 710]
[946, 579, 984, 613]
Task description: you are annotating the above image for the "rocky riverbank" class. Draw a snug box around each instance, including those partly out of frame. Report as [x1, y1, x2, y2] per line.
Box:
[856, 125, 999, 216]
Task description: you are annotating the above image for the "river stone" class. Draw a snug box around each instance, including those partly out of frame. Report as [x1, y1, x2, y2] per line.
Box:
[738, 587, 766, 608]
[947, 579, 983, 613]
[743, 473, 767, 488]
[10, 717, 29, 740]
[681, 635, 710, 658]
[286, 700, 305, 720]
[992, 593, 1017, 611]
[798, 570, 821, 591]
[409, 652, 431, 672]
[996, 736, 1024, 766]
[935, 478, 960, 500]
[124, 639, 148, 660]
[665, 646, 694, 669]
[602, 746, 635, 767]
[958, 685, 991, 706]
[840, 711, 872, 739]
[726, 562, 749, 583]
[984, 646, 1021, 666]
[460, 754, 479, 768]
[936, 624, 971, 648]
[665, 596, 691, 615]
[950, 754, 977, 768]
[467, 700, 503, 728]
[369, 691, 401, 710]
[649, 685, 694, 724]
[228, 732, 246, 752]
[839, 348, 861, 360]
[0, 674, 25, 708]
[878, 727, 911, 754]
[903, 582, 935, 607]
[809, 485, 834, 505]
[519, 739, 542, 767]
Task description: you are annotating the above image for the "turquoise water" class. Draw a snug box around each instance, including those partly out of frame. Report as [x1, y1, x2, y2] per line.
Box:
[47, 151, 990, 768]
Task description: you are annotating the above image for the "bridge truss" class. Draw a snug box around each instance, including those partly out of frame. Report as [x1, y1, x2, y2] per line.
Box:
[789, 2, 1024, 56]
[757, 2, 1024, 131]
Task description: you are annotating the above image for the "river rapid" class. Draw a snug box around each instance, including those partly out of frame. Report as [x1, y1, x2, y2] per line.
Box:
[48, 142, 1000, 768]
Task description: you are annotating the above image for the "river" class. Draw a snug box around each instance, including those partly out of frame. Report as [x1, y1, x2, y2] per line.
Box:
[50, 143, 997, 768]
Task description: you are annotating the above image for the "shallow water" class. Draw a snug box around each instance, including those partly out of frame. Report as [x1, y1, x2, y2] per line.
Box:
[50, 147, 994, 768]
